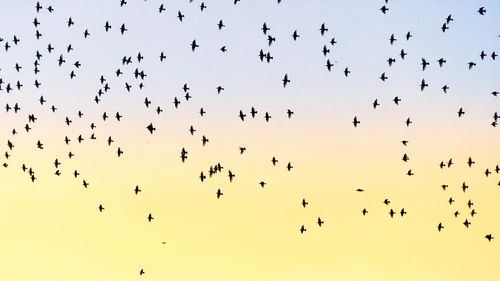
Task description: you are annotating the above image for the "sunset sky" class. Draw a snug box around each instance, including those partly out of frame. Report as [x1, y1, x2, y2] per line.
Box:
[0, 1, 499, 280]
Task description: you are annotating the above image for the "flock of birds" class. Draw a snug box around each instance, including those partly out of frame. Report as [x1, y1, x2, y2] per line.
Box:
[0, 0, 499, 277]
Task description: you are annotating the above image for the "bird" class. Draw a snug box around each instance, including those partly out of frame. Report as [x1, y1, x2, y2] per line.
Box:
[117, 147, 124, 157]
[228, 170, 235, 182]
[406, 31, 412, 40]
[319, 23, 328, 35]
[438, 223, 444, 232]
[421, 58, 429, 71]
[120, 24, 127, 34]
[389, 34, 396, 45]
[353, 116, 360, 127]
[146, 123, 156, 134]
[380, 72, 388, 81]
[271, 157, 278, 166]
[301, 198, 308, 208]
[389, 209, 396, 218]
[134, 185, 141, 195]
[191, 40, 199, 52]
[317, 217, 324, 227]
[239, 147, 246, 154]
[478, 7, 486, 15]
[282, 74, 290, 88]
[420, 79, 428, 91]
[441, 23, 449, 33]
[326, 59, 333, 71]
[467, 157, 475, 167]
[405, 117, 412, 127]
[463, 219, 471, 228]
[344, 67, 351, 77]
[300, 225, 306, 234]
[158, 4, 165, 13]
[217, 20, 225, 30]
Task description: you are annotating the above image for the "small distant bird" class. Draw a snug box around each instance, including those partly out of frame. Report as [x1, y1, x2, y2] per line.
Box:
[146, 123, 156, 134]
[301, 198, 308, 208]
[282, 74, 290, 88]
[353, 116, 360, 127]
[300, 225, 306, 234]
[438, 223, 444, 232]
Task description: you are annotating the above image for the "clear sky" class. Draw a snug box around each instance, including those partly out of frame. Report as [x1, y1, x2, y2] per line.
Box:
[0, 1, 499, 280]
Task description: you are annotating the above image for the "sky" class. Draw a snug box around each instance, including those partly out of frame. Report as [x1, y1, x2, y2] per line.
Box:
[0, 0, 499, 280]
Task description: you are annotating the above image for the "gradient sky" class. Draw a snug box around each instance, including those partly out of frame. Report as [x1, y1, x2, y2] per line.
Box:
[0, 1, 499, 280]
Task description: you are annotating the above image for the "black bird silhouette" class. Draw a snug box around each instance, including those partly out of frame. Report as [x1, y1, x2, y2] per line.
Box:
[134, 185, 141, 195]
[344, 67, 351, 77]
[300, 225, 306, 234]
[389, 209, 396, 218]
[301, 198, 308, 208]
[353, 116, 360, 127]
[438, 223, 444, 232]
[389, 34, 396, 45]
[191, 40, 199, 52]
[146, 123, 156, 134]
[420, 79, 428, 91]
[282, 74, 290, 87]
[158, 4, 165, 13]
[177, 11, 185, 22]
[120, 24, 127, 34]
[446, 14, 453, 24]
[319, 23, 328, 35]
[406, 31, 412, 40]
[262, 22, 270, 35]
[326, 59, 333, 71]
[458, 107, 465, 118]
[104, 21, 111, 32]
